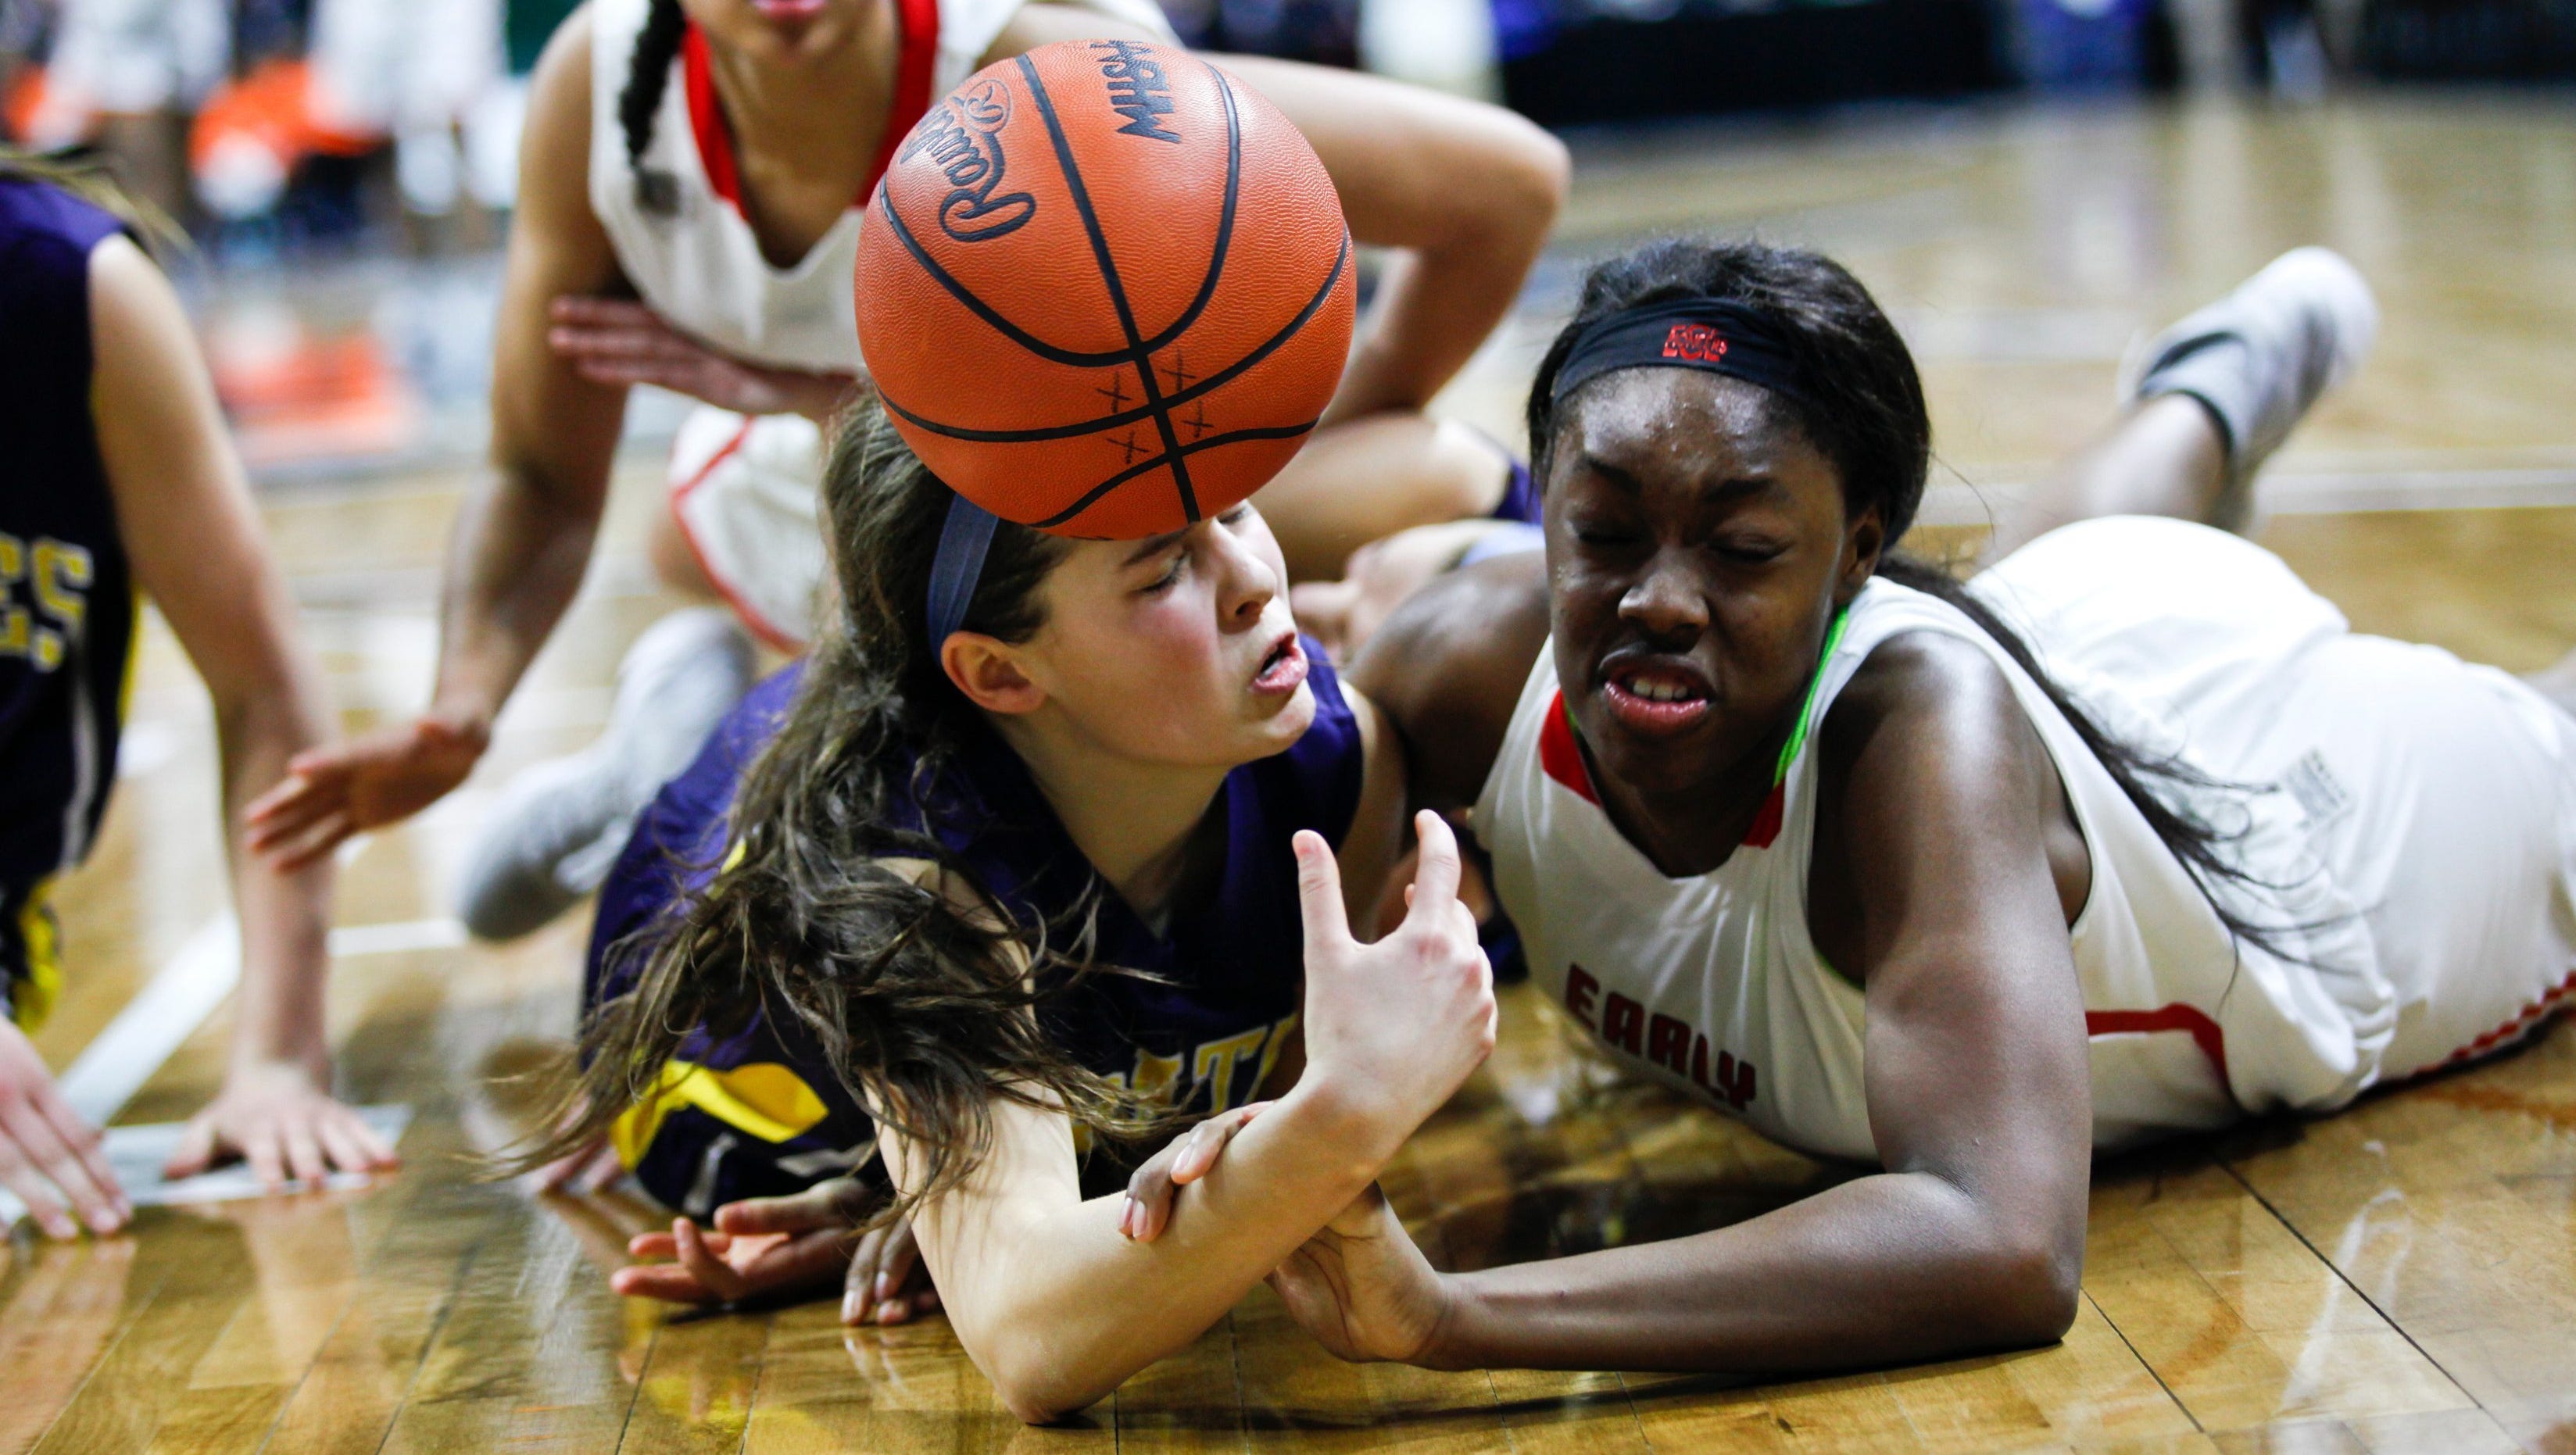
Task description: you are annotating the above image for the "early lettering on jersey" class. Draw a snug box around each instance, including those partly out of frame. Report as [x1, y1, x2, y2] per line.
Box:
[1565, 963, 1757, 1112]
[900, 79, 1036, 242]
[1089, 40, 1182, 144]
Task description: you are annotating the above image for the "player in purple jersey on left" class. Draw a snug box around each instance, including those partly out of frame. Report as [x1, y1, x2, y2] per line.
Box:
[0, 156, 395, 1239]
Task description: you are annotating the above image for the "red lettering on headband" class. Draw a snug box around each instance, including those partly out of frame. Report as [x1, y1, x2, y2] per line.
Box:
[1661, 324, 1730, 363]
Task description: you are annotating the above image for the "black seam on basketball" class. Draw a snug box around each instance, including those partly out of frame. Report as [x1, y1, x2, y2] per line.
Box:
[1018, 55, 1199, 522]
[1029, 421, 1322, 531]
[877, 195, 1134, 367]
[1125, 59, 1242, 359]
[876, 231, 1351, 444]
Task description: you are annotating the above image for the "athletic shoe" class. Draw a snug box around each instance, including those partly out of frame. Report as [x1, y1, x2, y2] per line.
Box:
[2119, 246, 2379, 525]
[454, 608, 756, 941]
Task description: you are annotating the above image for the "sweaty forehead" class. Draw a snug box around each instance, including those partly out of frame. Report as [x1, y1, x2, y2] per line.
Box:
[1557, 368, 1816, 485]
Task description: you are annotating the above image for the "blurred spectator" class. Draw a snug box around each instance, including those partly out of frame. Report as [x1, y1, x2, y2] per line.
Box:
[22, 0, 229, 215]
[1158, 0, 1360, 65]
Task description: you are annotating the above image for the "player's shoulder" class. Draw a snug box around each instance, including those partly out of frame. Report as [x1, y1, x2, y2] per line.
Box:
[1346, 552, 1549, 812]
[524, 3, 602, 157]
[1820, 626, 2059, 832]
[0, 178, 128, 313]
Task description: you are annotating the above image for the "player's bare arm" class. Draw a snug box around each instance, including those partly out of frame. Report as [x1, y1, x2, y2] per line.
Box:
[248, 11, 629, 866]
[87, 235, 398, 1188]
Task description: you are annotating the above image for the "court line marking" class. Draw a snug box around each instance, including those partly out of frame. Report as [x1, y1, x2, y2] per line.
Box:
[59, 914, 241, 1128]
[1921, 467, 2576, 527]
[327, 917, 469, 958]
[56, 915, 469, 1129]
[2261, 467, 2576, 515]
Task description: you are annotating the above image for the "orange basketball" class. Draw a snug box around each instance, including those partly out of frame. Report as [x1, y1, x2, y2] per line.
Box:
[853, 39, 1356, 538]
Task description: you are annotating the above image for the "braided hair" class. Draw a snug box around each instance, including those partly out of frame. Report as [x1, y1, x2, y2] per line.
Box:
[616, 0, 688, 215]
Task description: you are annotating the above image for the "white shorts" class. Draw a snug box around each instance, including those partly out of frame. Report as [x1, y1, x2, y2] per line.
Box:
[1981, 517, 2576, 1085]
[667, 407, 830, 653]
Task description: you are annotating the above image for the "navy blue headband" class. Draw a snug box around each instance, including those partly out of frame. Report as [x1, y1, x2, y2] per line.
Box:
[1550, 297, 1813, 411]
[927, 493, 1001, 649]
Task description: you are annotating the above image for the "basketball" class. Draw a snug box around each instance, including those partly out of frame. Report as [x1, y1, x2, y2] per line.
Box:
[853, 39, 1357, 539]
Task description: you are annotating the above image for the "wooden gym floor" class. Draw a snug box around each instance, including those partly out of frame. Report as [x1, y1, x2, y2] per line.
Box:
[13, 92, 2576, 1453]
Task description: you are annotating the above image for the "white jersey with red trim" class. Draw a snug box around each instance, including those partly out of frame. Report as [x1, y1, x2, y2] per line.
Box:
[1474, 517, 2576, 1158]
[585, 0, 1175, 374]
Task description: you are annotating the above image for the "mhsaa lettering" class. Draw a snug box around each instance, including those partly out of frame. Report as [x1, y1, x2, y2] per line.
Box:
[1091, 40, 1181, 143]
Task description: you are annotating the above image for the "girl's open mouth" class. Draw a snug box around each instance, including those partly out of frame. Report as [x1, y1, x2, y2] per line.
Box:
[1602, 662, 1712, 735]
[1252, 634, 1308, 696]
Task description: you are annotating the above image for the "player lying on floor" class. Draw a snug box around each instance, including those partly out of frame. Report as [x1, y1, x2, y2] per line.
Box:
[515, 399, 1499, 1423]
[1120, 238, 2576, 1378]
[0, 155, 397, 1241]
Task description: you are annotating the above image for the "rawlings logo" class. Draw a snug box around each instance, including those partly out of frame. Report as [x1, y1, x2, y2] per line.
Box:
[1091, 39, 1180, 143]
[899, 79, 1036, 241]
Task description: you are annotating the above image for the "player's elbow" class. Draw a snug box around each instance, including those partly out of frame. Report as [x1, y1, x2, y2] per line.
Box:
[1965, 1234, 2083, 1350]
[967, 1320, 1107, 1427]
[1469, 117, 1569, 248]
[988, 1357, 1100, 1428]
[1502, 119, 1572, 227]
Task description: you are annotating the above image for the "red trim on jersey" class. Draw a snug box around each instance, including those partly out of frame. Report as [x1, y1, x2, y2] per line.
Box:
[668, 419, 807, 653]
[1743, 783, 1785, 849]
[1538, 692, 1601, 806]
[876, 0, 940, 195]
[680, 0, 939, 215]
[2087, 1004, 2228, 1085]
[678, 25, 741, 209]
[2410, 969, 2576, 1078]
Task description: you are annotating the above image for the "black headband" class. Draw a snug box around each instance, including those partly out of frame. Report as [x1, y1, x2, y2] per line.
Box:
[1549, 297, 1813, 412]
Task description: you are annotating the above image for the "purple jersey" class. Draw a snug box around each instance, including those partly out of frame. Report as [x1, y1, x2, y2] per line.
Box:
[0, 179, 134, 1021]
[587, 638, 1364, 1215]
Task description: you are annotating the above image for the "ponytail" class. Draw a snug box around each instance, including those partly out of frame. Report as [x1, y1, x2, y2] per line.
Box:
[617, 0, 687, 215]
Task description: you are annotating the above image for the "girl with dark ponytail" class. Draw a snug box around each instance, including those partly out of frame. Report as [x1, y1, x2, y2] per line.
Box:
[1151, 236, 2576, 1383]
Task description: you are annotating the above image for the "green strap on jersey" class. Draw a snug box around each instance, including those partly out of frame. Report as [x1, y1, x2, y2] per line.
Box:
[1773, 605, 1854, 787]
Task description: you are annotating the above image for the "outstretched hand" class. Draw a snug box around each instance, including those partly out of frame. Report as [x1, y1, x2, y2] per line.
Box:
[165, 1060, 399, 1188]
[245, 714, 488, 870]
[1266, 1183, 1453, 1365]
[610, 1177, 939, 1325]
[548, 298, 861, 423]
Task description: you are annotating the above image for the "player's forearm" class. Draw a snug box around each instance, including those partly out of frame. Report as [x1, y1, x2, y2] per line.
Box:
[1423, 1170, 2080, 1375]
[431, 463, 605, 734]
[213, 660, 338, 1071]
[947, 1082, 1398, 1422]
